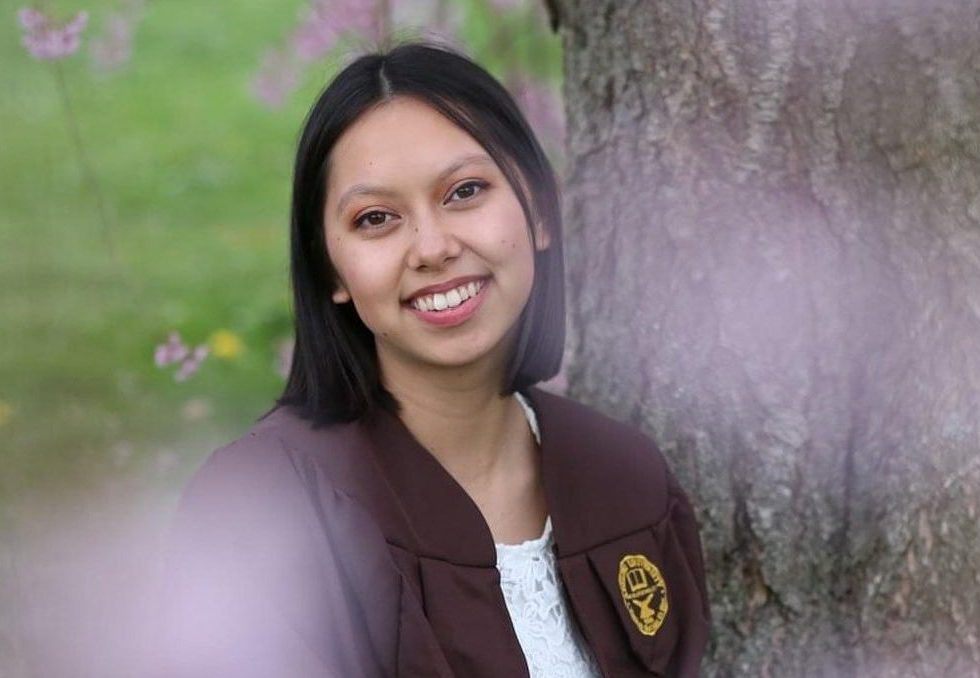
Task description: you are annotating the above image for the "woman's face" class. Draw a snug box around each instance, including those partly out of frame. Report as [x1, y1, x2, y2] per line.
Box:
[323, 96, 548, 379]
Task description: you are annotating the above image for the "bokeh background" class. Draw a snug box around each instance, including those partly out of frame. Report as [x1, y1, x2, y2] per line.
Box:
[1, 1, 561, 674]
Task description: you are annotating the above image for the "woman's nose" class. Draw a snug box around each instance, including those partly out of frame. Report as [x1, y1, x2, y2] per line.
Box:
[406, 212, 462, 270]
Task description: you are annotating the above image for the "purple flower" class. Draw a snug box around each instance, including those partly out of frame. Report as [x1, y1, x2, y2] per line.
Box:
[89, 0, 144, 73]
[90, 15, 133, 71]
[175, 346, 209, 382]
[154, 332, 189, 367]
[291, 6, 340, 62]
[290, 0, 377, 62]
[251, 48, 300, 108]
[154, 331, 209, 382]
[253, 0, 390, 109]
[17, 7, 88, 61]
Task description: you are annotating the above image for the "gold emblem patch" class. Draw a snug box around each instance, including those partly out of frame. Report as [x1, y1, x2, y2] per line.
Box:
[617, 554, 669, 636]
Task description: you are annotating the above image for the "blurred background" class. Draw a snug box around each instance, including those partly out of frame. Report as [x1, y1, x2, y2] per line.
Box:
[1, 1, 561, 674]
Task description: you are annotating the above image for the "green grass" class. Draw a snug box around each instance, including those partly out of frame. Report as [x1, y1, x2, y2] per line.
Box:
[1, 0, 315, 498]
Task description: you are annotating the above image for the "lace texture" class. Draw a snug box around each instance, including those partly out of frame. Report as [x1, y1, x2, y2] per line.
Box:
[495, 517, 602, 678]
[495, 393, 602, 677]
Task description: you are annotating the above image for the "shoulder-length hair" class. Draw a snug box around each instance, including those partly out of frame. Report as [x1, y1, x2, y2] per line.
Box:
[277, 41, 565, 426]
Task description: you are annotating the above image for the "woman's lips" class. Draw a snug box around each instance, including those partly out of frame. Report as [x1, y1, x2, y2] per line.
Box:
[405, 279, 490, 327]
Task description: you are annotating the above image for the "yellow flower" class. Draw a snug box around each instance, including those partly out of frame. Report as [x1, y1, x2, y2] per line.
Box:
[208, 329, 245, 360]
[0, 400, 14, 427]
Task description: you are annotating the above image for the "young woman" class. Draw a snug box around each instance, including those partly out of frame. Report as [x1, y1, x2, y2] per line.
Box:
[160, 42, 709, 678]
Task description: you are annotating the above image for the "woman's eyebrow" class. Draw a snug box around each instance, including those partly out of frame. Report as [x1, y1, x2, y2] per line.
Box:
[334, 153, 494, 218]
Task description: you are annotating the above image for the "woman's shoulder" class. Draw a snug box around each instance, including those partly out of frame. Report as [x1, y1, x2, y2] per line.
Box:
[160, 407, 401, 677]
[173, 405, 369, 539]
[180, 408, 302, 504]
[187, 405, 359, 486]
[525, 387, 688, 528]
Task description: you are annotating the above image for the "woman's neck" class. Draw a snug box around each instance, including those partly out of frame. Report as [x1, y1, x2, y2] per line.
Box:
[376, 344, 548, 544]
[378, 353, 530, 490]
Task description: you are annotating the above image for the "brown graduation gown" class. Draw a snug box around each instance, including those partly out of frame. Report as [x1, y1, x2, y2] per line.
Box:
[157, 387, 710, 677]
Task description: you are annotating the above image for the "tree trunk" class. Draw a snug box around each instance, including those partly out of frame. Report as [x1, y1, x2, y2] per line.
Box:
[553, 1, 980, 675]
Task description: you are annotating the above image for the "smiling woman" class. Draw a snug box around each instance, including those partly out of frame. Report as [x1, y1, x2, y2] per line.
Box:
[156, 43, 710, 678]
[281, 44, 566, 426]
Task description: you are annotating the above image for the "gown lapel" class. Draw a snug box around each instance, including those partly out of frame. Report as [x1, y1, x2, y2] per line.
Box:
[359, 404, 497, 566]
[522, 386, 671, 556]
[358, 401, 531, 677]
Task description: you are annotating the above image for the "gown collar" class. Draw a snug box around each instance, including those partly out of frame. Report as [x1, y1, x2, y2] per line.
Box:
[353, 387, 668, 567]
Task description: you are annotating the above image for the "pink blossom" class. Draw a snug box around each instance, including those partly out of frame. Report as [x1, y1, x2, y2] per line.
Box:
[290, 0, 377, 62]
[89, 15, 134, 71]
[253, 0, 388, 108]
[291, 7, 341, 62]
[89, 0, 144, 72]
[174, 346, 209, 382]
[154, 331, 209, 382]
[17, 7, 89, 60]
[251, 48, 300, 108]
[154, 332, 189, 367]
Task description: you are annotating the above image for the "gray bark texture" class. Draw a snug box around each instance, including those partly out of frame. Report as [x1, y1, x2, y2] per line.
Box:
[552, 1, 980, 675]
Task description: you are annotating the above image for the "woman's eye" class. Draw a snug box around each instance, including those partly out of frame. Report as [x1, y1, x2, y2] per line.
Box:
[446, 180, 487, 204]
[354, 210, 395, 230]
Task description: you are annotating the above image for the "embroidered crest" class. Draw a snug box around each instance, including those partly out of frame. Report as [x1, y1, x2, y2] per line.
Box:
[617, 554, 669, 636]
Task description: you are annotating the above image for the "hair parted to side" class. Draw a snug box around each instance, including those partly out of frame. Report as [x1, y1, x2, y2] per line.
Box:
[277, 41, 565, 426]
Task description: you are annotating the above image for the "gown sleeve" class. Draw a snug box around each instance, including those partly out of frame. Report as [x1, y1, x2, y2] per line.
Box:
[150, 432, 398, 678]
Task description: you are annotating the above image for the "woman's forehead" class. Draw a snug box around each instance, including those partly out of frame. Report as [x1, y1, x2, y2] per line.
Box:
[327, 97, 496, 190]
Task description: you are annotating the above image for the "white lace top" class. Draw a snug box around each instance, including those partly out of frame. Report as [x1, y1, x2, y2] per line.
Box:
[495, 395, 602, 678]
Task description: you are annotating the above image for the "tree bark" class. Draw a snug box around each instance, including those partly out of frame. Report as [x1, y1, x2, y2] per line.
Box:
[554, 1, 980, 675]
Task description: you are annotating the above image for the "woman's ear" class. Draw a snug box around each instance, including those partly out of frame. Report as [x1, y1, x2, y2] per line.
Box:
[331, 284, 351, 304]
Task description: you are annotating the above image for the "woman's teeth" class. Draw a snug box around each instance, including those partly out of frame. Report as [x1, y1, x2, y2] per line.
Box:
[411, 280, 485, 312]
